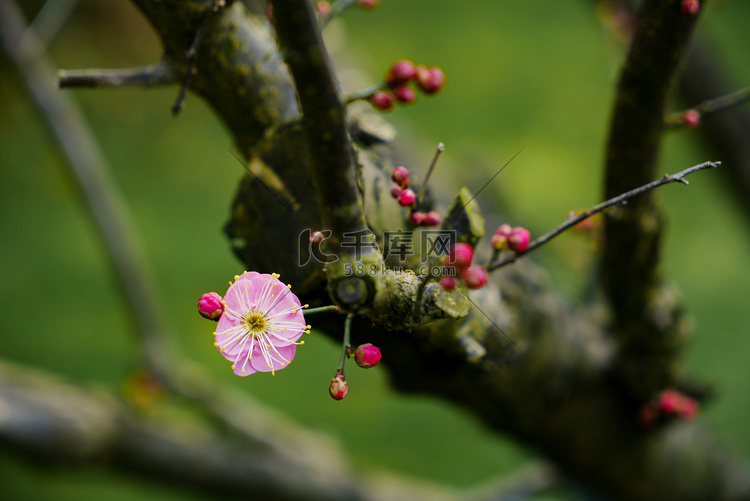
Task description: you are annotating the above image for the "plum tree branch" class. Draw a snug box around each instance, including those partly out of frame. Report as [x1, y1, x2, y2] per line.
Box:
[487, 161, 720, 272]
[601, 0, 705, 400]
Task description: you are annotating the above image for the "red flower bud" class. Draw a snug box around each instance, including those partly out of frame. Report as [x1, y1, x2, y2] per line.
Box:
[390, 186, 403, 199]
[508, 227, 531, 252]
[681, 0, 699, 16]
[391, 166, 410, 187]
[398, 188, 417, 207]
[354, 343, 381, 368]
[461, 266, 488, 289]
[658, 389, 685, 415]
[198, 292, 224, 321]
[410, 211, 425, 225]
[368, 90, 395, 111]
[415, 65, 446, 94]
[422, 211, 442, 226]
[358, 0, 379, 10]
[329, 371, 349, 400]
[386, 59, 417, 87]
[495, 224, 512, 237]
[446, 242, 474, 271]
[439, 275, 457, 290]
[491, 233, 508, 251]
[393, 85, 417, 104]
[679, 109, 701, 128]
[316, 1, 331, 16]
[310, 230, 325, 246]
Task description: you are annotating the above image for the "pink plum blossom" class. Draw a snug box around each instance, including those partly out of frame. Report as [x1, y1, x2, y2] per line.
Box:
[214, 271, 309, 376]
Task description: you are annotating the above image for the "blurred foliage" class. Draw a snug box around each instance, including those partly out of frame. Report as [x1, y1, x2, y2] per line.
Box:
[1, 0, 749, 500]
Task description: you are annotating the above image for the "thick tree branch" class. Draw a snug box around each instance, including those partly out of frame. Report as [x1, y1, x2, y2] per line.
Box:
[271, 0, 383, 313]
[0, 361, 458, 501]
[601, 0, 704, 399]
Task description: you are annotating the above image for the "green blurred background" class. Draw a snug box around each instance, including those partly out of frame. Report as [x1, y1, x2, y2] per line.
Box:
[1, 1, 749, 499]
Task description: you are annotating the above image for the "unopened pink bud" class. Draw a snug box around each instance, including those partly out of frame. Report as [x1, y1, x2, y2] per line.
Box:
[680, 398, 700, 421]
[415, 65, 446, 94]
[410, 211, 425, 225]
[310, 230, 325, 245]
[680, 109, 701, 128]
[391, 166, 410, 187]
[491, 233, 508, 251]
[391, 186, 403, 199]
[681, 0, 699, 16]
[495, 224, 512, 237]
[368, 90, 395, 111]
[316, 1, 331, 16]
[637, 403, 659, 428]
[386, 60, 417, 87]
[329, 371, 349, 400]
[198, 292, 224, 321]
[508, 227, 530, 252]
[358, 0, 379, 10]
[422, 211, 442, 226]
[393, 85, 417, 104]
[658, 389, 684, 415]
[354, 343, 381, 368]
[446, 242, 474, 271]
[439, 275, 457, 290]
[398, 188, 416, 207]
[461, 265, 488, 289]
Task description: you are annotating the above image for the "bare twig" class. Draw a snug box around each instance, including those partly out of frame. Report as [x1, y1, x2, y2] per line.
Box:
[19, 0, 80, 55]
[487, 161, 720, 272]
[667, 86, 750, 127]
[58, 62, 178, 88]
[416, 142, 445, 207]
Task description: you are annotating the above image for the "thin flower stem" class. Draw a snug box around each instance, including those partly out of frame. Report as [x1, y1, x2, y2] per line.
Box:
[416, 142, 445, 207]
[305, 305, 342, 315]
[668, 86, 750, 127]
[487, 161, 720, 273]
[337, 313, 354, 371]
[344, 82, 385, 105]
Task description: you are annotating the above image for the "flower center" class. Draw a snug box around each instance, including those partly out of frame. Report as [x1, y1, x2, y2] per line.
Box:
[243, 310, 268, 333]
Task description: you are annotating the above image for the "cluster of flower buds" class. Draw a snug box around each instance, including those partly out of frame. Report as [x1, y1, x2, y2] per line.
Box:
[681, 0, 700, 17]
[440, 242, 488, 290]
[368, 60, 446, 112]
[389, 166, 442, 226]
[198, 292, 224, 321]
[491, 224, 531, 253]
[638, 389, 700, 427]
[329, 343, 382, 401]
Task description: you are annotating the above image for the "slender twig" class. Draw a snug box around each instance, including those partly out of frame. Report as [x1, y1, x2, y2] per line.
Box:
[172, 0, 227, 115]
[19, 0, 79, 56]
[58, 62, 178, 88]
[487, 161, 720, 272]
[667, 85, 750, 127]
[416, 142, 445, 207]
[0, 0, 176, 381]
